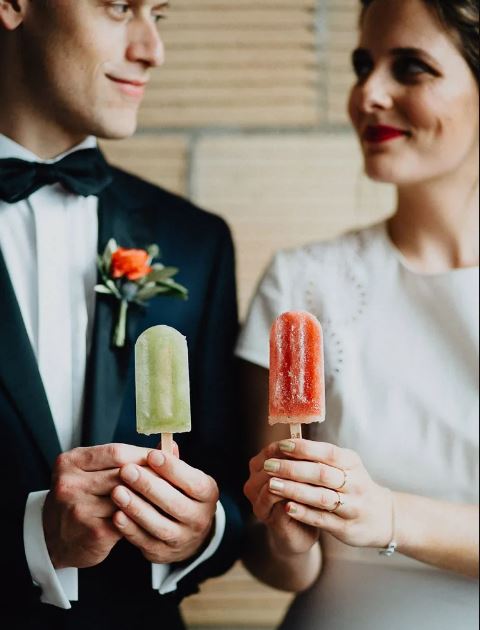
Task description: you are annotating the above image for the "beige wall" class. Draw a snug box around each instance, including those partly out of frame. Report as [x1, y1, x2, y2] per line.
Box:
[101, 1, 395, 627]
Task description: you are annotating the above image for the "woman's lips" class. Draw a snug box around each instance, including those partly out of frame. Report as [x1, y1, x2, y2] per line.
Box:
[107, 75, 147, 98]
[363, 125, 409, 143]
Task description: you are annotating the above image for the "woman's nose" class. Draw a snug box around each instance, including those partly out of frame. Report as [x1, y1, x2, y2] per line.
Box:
[357, 71, 395, 113]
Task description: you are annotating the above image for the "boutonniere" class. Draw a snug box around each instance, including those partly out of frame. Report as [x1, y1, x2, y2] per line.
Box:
[95, 239, 188, 348]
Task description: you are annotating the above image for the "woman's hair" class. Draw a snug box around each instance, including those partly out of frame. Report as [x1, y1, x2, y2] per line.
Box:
[360, 0, 479, 82]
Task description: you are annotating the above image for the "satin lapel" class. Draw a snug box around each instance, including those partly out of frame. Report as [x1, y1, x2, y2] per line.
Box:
[0, 249, 61, 468]
[82, 183, 146, 446]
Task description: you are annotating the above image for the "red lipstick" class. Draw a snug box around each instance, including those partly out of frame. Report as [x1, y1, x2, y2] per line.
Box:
[364, 125, 408, 143]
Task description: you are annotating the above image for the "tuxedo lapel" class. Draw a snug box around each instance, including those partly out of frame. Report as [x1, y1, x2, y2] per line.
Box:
[82, 180, 147, 446]
[0, 249, 61, 468]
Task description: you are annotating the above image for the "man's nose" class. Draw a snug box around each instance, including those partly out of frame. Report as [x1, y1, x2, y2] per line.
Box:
[127, 21, 165, 68]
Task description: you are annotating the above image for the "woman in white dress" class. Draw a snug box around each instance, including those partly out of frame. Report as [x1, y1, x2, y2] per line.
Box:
[236, 1, 479, 628]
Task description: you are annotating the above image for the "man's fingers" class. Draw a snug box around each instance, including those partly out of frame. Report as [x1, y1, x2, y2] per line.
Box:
[118, 464, 198, 524]
[68, 496, 118, 521]
[88, 469, 122, 496]
[112, 511, 182, 562]
[111, 486, 184, 545]
[61, 443, 152, 472]
[154, 441, 180, 458]
[147, 450, 219, 504]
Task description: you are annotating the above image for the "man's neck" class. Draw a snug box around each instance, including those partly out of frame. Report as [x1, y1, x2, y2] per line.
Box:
[0, 93, 88, 159]
[0, 125, 88, 161]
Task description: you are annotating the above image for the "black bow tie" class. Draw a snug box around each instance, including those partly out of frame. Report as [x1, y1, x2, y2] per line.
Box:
[0, 148, 113, 204]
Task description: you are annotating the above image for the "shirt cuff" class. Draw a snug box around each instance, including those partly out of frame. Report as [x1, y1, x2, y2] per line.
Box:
[151, 499, 226, 595]
[24, 490, 78, 609]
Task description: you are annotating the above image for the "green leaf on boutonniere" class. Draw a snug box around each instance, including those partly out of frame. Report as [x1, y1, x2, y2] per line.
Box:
[103, 238, 118, 274]
[146, 244, 160, 264]
[135, 284, 171, 301]
[147, 267, 180, 283]
[157, 279, 189, 297]
[94, 284, 113, 295]
[105, 278, 122, 299]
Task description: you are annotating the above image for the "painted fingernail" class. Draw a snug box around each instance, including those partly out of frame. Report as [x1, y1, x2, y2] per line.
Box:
[279, 440, 296, 453]
[286, 503, 298, 515]
[114, 487, 131, 507]
[121, 464, 139, 483]
[270, 478, 285, 492]
[115, 512, 128, 528]
[264, 459, 281, 473]
[149, 450, 165, 467]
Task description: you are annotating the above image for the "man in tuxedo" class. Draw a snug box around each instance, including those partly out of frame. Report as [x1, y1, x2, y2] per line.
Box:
[0, 2, 244, 629]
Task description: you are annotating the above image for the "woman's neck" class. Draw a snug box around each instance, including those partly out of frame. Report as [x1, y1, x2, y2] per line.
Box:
[388, 165, 479, 273]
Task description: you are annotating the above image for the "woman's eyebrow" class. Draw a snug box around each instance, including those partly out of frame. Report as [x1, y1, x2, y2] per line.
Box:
[390, 47, 439, 65]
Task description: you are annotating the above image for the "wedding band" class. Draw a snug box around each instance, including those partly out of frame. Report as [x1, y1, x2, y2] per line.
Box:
[337, 469, 348, 490]
[328, 491, 345, 513]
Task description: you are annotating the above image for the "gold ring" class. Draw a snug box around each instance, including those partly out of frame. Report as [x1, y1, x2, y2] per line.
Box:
[337, 469, 348, 490]
[328, 491, 345, 513]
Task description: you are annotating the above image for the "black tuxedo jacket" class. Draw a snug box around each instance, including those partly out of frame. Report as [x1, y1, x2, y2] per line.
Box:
[0, 166, 245, 630]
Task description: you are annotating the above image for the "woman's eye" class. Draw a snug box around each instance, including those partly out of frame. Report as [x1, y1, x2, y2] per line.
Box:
[352, 52, 373, 80]
[393, 58, 433, 82]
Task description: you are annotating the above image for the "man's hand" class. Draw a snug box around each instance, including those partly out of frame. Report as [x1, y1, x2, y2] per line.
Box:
[43, 444, 152, 569]
[111, 450, 219, 564]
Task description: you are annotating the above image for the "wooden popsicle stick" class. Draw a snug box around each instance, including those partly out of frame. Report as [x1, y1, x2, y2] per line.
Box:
[290, 423, 302, 439]
[161, 432, 174, 454]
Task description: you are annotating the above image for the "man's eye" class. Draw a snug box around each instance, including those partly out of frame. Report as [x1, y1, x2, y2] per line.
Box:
[152, 13, 168, 24]
[109, 2, 131, 17]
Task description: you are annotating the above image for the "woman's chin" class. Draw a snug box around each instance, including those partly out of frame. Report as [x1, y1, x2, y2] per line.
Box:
[364, 158, 405, 185]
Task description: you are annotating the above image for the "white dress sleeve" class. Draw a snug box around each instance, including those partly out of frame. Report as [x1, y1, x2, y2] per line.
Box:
[236, 250, 293, 368]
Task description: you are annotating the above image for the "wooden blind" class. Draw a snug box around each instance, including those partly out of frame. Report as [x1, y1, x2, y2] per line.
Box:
[139, 0, 321, 128]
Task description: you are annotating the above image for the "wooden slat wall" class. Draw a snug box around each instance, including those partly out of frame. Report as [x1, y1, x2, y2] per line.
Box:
[327, 0, 359, 124]
[139, 1, 321, 128]
[100, 2, 395, 627]
[192, 134, 393, 316]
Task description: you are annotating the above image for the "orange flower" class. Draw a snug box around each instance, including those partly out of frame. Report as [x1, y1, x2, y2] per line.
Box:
[111, 248, 152, 281]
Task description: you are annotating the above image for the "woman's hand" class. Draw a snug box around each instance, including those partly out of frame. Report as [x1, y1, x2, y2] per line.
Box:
[244, 442, 321, 556]
[254, 439, 394, 550]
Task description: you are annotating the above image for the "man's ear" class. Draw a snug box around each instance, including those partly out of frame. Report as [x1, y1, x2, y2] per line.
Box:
[0, 1, 27, 31]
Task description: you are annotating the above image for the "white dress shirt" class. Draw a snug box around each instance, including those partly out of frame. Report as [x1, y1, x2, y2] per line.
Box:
[0, 134, 225, 609]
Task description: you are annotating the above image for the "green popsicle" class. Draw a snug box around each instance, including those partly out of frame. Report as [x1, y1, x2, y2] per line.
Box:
[135, 325, 191, 450]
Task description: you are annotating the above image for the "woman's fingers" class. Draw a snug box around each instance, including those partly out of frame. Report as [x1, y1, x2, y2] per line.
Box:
[275, 440, 360, 469]
[253, 482, 286, 521]
[268, 477, 355, 518]
[263, 457, 346, 490]
[285, 501, 345, 535]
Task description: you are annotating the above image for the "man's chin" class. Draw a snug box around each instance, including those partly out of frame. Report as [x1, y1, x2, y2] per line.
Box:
[93, 114, 139, 141]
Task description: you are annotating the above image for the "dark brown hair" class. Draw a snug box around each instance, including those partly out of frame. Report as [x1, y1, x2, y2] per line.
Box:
[360, 0, 479, 82]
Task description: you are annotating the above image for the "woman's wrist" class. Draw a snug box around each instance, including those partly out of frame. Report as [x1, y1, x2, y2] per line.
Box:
[265, 523, 318, 561]
[378, 489, 398, 555]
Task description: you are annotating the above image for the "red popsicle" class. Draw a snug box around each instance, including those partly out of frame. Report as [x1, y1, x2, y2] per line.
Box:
[269, 311, 325, 438]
